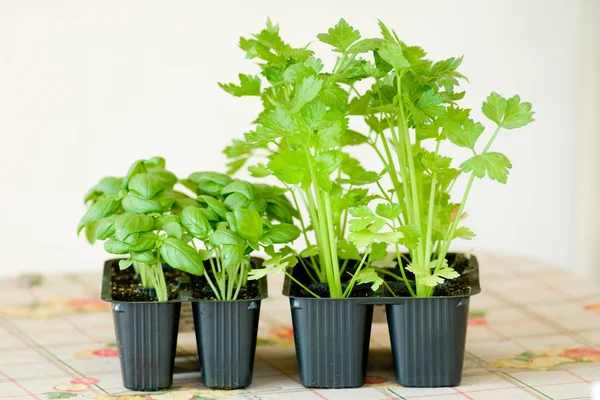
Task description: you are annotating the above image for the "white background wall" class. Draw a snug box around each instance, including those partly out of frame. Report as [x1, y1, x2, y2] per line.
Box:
[0, 0, 589, 276]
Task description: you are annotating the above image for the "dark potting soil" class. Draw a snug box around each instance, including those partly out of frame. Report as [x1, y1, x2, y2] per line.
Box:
[384, 253, 471, 297]
[189, 275, 261, 300]
[108, 259, 262, 301]
[109, 260, 182, 301]
[288, 254, 472, 298]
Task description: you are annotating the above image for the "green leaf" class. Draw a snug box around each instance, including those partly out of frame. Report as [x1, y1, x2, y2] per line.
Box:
[283, 62, 318, 84]
[94, 216, 117, 241]
[234, 208, 263, 243]
[267, 149, 309, 186]
[419, 274, 444, 287]
[248, 163, 271, 178]
[224, 139, 252, 158]
[210, 229, 244, 246]
[420, 150, 452, 173]
[219, 74, 261, 97]
[119, 259, 133, 270]
[482, 92, 534, 129]
[376, 203, 402, 220]
[442, 118, 484, 150]
[128, 232, 158, 252]
[397, 224, 421, 249]
[163, 222, 183, 239]
[84, 177, 123, 203]
[181, 206, 212, 240]
[341, 129, 369, 146]
[405, 262, 430, 276]
[347, 38, 385, 54]
[319, 84, 349, 109]
[369, 241, 388, 261]
[188, 172, 233, 196]
[354, 267, 384, 291]
[122, 159, 146, 190]
[159, 237, 204, 275]
[455, 226, 476, 240]
[104, 239, 131, 255]
[261, 224, 301, 245]
[260, 107, 294, 134]
[461, 152, 512, 183]
[377, 43, 410, 69]
[438, 265, 460, 280]
[131, 250, 156, 263]
[300, 245, 320, 258]
[222, 180, 267, 212]
[128, 170, 177, 199]
[198, 195, 228, 219]
[198, 249, 214, 261]
[114, 213, 154, 241]
[377, 20, 396, 43]
[221, 244, 244, 268]
[317, 18, 361, 52]
[226, 157, 248, 175]
[122, 191, 175, 214]
[78, 195, 121, 233]
[291, 75, 323, 113]
[337, 239, 360, 260]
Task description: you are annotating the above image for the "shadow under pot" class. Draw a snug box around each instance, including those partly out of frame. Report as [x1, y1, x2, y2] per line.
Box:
[282, 266, 374, 389]
[191, 259, 267, 390]
[385, 253, 481, 387]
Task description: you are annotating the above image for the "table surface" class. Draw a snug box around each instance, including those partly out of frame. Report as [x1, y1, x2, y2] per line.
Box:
[0, 252, 599, 400]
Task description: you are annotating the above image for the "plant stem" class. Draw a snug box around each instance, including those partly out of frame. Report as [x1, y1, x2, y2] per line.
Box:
[395, 70, 422, 264]
[343, 249, 370, 298]
[284, 271, 321, 298]
[394, 244, 416, 297]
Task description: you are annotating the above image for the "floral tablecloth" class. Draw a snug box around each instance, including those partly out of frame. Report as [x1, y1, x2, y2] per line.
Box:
[1, 252, 599, 400]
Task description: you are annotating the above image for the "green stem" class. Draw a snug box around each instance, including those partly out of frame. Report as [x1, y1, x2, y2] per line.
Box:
[394, 244, 416, 297]
[284, 271, 321, 298]
[395, 70, 422, 264]
[203, 266, 221, 301]
[343, 250, 370, 298]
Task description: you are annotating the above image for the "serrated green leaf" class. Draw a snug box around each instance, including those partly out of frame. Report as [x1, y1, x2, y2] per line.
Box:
[355, 267, 384, 291]
[377, 43, 410, 69]
[461, 152, 512, 183]
[291, 75, 323, 113]
[455, 226, 475, 240]
[482, 92, 534, 129]
[219, 74, 261, 97]
[376, 203, 402, 220]
[442, 118, 484, 150]
[248, 163, 271, 178]
[317, 18, 361, 52]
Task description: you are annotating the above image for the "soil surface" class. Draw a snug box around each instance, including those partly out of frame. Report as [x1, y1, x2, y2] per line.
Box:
[189, 275, 261, 300]
[288, 253, 473, 298]
[108, 259, 262, 301]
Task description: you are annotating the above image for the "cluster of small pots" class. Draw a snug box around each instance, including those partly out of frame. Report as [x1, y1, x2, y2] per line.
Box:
[102, 254, 480, 391]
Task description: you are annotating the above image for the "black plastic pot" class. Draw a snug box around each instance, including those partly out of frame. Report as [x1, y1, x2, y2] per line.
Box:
[101, 258, 267, 391]
[192, 298, 263, 389]
[112, 301, 181, 391]
[191, 258, 267, 390]
[102, 260, 182, 391]
[386, 255, 481, 387]
[287, 297, 373, 388]
[282, 264, 374, 388]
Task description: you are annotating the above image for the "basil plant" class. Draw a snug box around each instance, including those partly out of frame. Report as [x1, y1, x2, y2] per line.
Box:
[79, 158, 302, 302]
